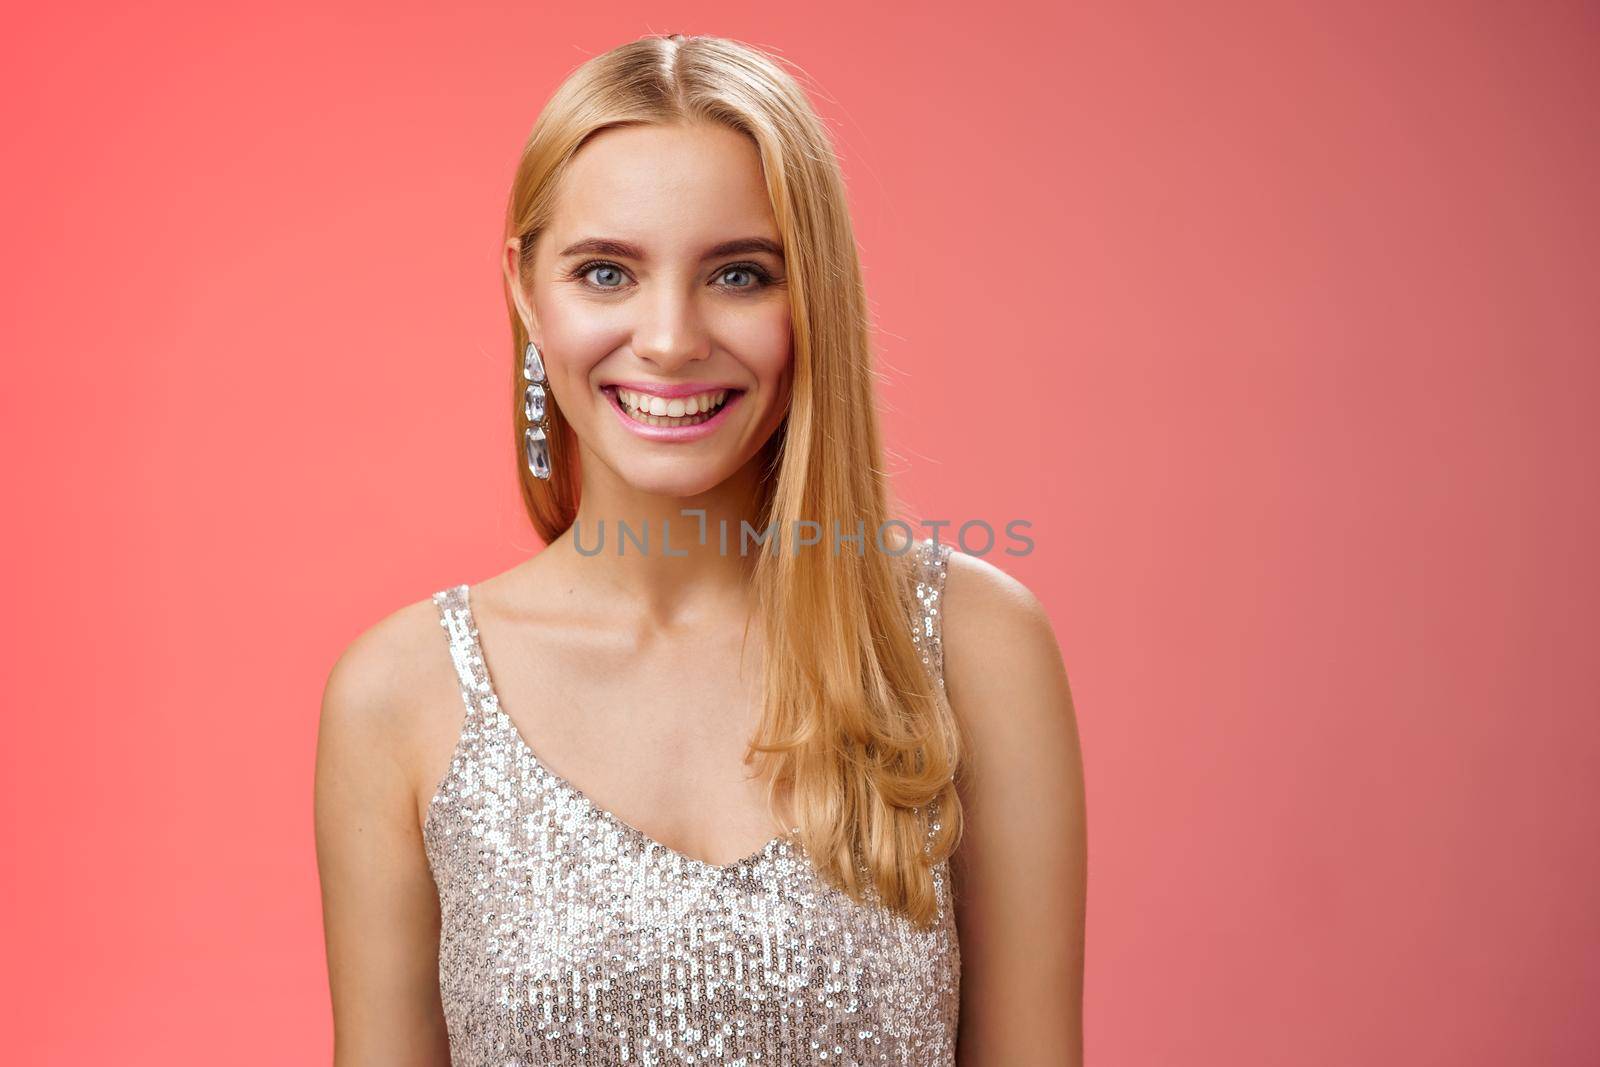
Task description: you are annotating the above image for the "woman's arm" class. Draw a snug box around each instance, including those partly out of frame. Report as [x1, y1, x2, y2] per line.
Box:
[314, 612, 452, 1066]
[943, 549, 1088, 1066]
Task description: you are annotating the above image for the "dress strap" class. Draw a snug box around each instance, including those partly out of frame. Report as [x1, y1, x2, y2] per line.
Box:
[912, 540, 956, 860]
[432, 583, 494, 728]
[912, 538, 954, 696]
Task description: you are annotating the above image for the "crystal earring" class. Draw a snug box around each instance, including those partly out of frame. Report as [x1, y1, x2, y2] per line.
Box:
[522, 340, 551, 481]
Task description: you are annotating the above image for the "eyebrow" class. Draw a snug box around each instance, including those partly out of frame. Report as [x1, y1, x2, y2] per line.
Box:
[556, 236, 785, 261]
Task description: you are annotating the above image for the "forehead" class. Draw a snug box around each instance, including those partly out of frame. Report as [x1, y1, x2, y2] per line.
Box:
[547, 122, 779, 247]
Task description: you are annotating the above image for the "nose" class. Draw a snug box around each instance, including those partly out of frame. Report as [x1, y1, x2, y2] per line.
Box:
[630, 284, 711, 373]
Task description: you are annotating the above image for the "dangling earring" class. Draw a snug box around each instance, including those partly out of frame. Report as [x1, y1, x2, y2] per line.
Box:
[522, 340, 551, 481]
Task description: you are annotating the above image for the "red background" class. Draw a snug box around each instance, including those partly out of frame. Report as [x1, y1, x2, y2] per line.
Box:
[4, 1, 1597, 1062]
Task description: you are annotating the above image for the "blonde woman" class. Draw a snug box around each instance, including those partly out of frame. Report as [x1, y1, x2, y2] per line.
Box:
[316, 33, 1085, 1066]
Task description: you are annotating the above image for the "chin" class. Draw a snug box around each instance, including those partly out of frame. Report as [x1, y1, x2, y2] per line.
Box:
[607, 455, 738, 501]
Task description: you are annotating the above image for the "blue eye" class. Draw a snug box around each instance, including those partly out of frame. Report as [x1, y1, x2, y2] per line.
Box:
[564, 260, 631, 291]
[584, 264, 626, 288]
[715, 263, 775, 290]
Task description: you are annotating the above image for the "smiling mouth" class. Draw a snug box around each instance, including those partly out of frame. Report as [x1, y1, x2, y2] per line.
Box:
[604, 385, 742, 427]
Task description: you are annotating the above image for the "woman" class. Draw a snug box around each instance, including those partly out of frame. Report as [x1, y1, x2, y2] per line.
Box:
[316, 33, 1085, 1066]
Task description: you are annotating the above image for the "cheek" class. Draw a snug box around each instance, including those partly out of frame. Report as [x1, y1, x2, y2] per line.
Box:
[729, 304, 794, 384]
[536, 298, 625, 377]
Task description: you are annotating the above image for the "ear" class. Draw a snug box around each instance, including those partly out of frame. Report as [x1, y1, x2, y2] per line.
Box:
[502, 237, 541, 340]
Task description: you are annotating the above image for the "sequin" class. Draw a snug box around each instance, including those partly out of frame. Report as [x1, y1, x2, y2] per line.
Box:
[424, 537, 959, 1064]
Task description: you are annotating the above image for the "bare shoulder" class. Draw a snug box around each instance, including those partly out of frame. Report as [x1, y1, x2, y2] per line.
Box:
[941, 546, 1054, 626]
[940, 548, 1073, 744]
[315, 590, 459, 1061]
[939, 547, 1086, 1061]
[318, 592, 455, 810]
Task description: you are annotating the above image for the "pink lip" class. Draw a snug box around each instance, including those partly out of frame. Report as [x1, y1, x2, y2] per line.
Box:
[602, 384, 744, 442]
[601, 380, 744, 399]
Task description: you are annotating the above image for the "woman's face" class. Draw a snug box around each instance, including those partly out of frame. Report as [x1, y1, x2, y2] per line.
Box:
[508, 121, 794, 499]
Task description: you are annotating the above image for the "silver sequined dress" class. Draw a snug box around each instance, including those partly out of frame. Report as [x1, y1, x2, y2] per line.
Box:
[424, 537, 959, 1065]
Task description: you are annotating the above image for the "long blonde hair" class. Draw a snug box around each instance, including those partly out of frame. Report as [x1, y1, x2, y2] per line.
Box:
[501, 33, 964, 926]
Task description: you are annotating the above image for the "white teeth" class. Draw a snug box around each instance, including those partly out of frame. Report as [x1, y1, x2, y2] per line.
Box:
[615, 387, 730, 422]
